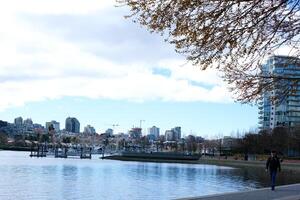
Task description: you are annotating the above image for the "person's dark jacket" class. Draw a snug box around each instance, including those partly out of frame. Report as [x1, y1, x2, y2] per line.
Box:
[266, 156, 281, 172]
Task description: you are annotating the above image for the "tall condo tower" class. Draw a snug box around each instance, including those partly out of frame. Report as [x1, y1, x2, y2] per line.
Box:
[259, 56, 300, 130]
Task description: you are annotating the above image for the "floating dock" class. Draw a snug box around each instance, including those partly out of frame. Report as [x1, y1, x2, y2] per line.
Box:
[103, 151, 201, 161]
[29, 143, 92, 159]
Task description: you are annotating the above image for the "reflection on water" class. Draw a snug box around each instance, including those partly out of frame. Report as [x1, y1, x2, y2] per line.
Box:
[0, 151, 299, 200]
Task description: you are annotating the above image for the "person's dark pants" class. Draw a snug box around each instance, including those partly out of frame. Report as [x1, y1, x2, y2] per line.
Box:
[270, 170, 277, 190]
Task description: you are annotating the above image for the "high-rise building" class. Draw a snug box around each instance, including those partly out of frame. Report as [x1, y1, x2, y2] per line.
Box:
[65, 118, 72, 132]
[23, 118, 33, 125]
[23, 118, 34, 131]
[84, 125, 96, 135]
[172, 126, 181, 140]
[165, 126, 181, 141]
[14, 117, 23, 126]
[259, 56, 300, 130]
[105, 128, 113, 137]
[147, 126, 160, 140]
[165, 130, 174, 141]
[65, 117, 80, 133]
[46, 120, 60, 132]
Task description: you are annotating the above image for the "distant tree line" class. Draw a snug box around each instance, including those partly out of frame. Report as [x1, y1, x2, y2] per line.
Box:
[235, 127, 300, 158]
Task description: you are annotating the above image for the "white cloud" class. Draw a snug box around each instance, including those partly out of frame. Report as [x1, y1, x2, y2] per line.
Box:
[157, 59, 224, 85]
[0, 0, 232, 111]
[274, 45, 299, 57]
[0, 0, 114, 16]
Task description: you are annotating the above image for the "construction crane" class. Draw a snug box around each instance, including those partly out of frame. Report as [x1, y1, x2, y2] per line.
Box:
[103, 123, 119, 135]
[139, 120, 145, 135]
[112, 124, 119, 129]
[139, 120, 145, 129]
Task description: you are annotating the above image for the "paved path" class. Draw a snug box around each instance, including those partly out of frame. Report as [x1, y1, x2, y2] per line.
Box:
[178, 184, 300, 200]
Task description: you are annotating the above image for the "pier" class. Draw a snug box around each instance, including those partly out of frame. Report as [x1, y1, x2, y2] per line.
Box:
[29, 143, 47, 157]
[29, 143, 92, 159]
[178, 183, 300, 200]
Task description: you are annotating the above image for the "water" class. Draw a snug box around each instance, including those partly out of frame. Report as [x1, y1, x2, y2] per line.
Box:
[0, 151, 300, 200]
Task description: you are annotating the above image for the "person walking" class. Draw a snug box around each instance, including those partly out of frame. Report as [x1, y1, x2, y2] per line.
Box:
[266, 150, 281, 191]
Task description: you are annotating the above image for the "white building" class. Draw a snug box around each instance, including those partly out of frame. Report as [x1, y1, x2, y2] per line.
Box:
[148, 126, 160, 140]
[165, 130, 174, 141]
[84, 125, 96, 135]
[165, 126, 181, 141]
[105, 128, 113, 137]
[172, 127, 181, 140]
[259, 56, 300, 130]
[23, 118, 34, 131]
[23, 118, 33, 125]
[45, 120, 60, 132]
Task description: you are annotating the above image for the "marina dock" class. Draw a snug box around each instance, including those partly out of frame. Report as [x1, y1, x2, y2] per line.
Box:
[29, 143, 92, 159]
[178, 183, 300, 200]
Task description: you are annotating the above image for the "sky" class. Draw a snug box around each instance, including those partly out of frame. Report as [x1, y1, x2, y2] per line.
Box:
[0, 0, 259, 137]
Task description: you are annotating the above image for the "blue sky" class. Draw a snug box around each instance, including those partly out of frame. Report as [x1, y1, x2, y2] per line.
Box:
[0, 1, 258, 137]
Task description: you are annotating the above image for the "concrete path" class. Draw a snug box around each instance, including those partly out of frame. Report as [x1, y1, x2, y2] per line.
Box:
[178, 184, 300, 200]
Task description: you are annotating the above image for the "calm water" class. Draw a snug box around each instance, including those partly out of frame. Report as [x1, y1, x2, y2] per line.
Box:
[0, 151, 300, 200]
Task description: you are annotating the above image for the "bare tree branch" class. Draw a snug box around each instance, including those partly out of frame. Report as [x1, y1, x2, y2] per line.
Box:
[117, 0, 300, 103]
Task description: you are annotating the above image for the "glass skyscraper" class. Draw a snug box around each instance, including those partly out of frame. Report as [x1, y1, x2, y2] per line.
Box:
[259, 56, 300, 130]
[65, 117, 80, 133]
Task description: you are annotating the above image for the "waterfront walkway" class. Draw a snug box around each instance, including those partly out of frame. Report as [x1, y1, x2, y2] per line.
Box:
[179, 184, 300, 200]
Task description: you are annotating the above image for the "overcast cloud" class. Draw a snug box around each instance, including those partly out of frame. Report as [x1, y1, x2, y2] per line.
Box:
[0, 0, 233, 111]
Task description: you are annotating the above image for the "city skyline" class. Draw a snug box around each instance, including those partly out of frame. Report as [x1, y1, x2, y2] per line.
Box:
[0, 97, 258, 137]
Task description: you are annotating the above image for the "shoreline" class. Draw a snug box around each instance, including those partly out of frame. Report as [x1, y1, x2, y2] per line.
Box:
[104, 155, 300, 172]
[177, 183, 300, 200]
